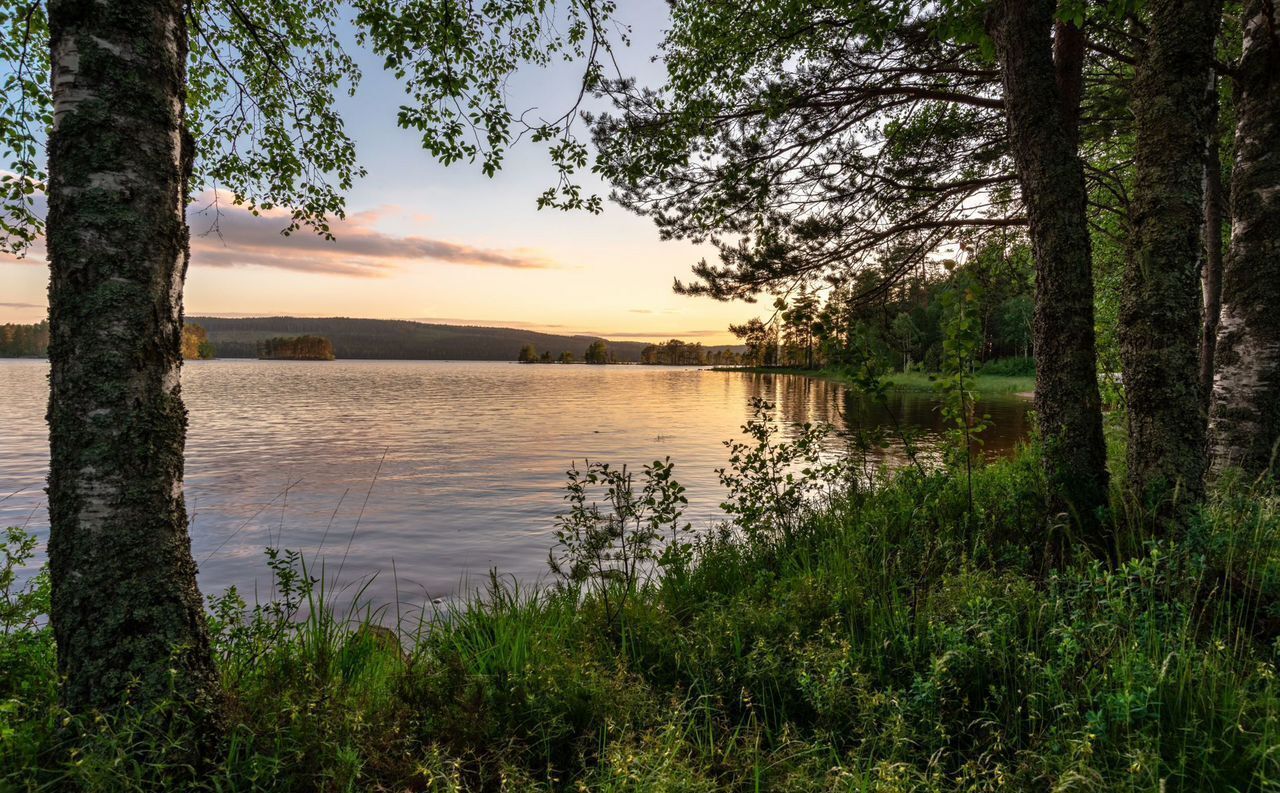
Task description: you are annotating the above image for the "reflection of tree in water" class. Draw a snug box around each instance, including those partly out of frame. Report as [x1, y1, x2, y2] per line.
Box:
[737, 373, 1032, 475]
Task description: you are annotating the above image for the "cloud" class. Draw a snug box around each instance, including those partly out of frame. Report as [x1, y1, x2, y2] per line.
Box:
[0, 302, 42, 309]
[187, 192, 554, 276]
[601, 329, 727, 339]
[0, 191, 555, 277]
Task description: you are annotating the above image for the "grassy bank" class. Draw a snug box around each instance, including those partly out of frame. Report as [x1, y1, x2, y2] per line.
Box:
[713, 366, 1036, 396]
[4, 444, 1280, 790]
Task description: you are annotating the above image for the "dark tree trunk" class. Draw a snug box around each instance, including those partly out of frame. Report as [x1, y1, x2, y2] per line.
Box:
[1209, 0, 1280, 479]
[989, 2, 1110, 549]
[1121, 0, 1221, 513]
[46, 0, 219, 720]
[1200, 74, 1226, 415]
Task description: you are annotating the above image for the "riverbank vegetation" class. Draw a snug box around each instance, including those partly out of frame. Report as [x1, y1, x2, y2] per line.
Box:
[4, 407, 1280, 790]
[713, 365, 1036, 397]
[727, 247, 1034, 379]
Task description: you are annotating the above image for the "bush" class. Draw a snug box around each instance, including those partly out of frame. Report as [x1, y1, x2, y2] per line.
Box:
[5, 440, 1280, 790]
[977, 356, 1036, 377]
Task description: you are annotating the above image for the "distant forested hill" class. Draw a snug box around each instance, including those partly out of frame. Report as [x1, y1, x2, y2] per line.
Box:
[188, 316, 719, 362]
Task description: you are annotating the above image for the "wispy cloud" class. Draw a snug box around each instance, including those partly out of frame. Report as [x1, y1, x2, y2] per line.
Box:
[600, 329, 726, 339]
[0, 191, 556, 277]
[188, 192, 554, 276]
[408, 316, 571, 330]
[0, 301, 42, 309]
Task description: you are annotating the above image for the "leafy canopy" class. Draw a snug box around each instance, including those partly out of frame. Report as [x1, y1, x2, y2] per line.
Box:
[0, 0, 619, 253]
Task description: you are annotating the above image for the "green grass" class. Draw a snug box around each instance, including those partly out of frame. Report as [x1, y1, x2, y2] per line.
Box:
[713, 366, 1036, 396]
[4, 448, 1280, 791]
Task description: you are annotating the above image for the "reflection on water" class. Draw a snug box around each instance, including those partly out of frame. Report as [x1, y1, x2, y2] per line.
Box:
[0, 360, 1028, 610]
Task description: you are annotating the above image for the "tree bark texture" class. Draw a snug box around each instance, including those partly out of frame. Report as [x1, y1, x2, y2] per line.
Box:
[1200, 74, 1226, 416]
[989, 0, 1110, 547]
[46, 0, 218, 716]
[1121, 0, 1220, 512]
[1209, 0, 1280, 479]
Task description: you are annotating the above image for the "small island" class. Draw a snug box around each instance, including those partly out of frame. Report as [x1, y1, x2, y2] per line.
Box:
[257, 335, 336, 360]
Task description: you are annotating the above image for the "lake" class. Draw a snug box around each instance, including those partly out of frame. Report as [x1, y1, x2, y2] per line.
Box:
[0, 359, 1029, 612]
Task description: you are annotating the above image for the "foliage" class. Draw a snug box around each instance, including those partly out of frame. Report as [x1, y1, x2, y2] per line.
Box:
[0, 321, 48, 357]
[639, 338, 740, 366]
[549, 458, 691, 623]
[729, 317, 778, 367]
[257, 335, 336, 360]
[717, 398, 849, 539]
[977, 355, 1035, 377]
[584, 339, 610, 364]
[181, 324, 216, 360]
[591, 1, 1015, 301]
[354, 0, 620, 209]
[0, 1, 49, 255]
[725, 237, 1036, 376]
[1, 0, 625, 253]
[933, 278, 992, 514]
[5, 442, 1280, 789]
[0, 526, 47, 635]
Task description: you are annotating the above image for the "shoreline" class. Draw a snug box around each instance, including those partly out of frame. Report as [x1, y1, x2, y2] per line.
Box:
[710, 365, 1036, 396]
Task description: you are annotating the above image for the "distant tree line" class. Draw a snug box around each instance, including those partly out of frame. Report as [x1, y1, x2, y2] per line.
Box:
[0, 321, 225, 361]
[0, 322, 49, 357]
[191, 317, 658, 362]
[732, 239, 1034, 374]
[518, 340, 616, 364]
[639, 339, 741, 366]
[518, 344, 578, 363]
[258, 335, 336, 360]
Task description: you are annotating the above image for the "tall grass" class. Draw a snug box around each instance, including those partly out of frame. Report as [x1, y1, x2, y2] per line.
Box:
[3, 446, 1280, 790]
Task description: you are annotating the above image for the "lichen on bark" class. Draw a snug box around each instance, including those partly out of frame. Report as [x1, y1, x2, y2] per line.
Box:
[988, 0, 1110, 553]
[1121, 0, 1221, 515]
[45, 0, 220, 732]
[1209, 0, 1280, 480]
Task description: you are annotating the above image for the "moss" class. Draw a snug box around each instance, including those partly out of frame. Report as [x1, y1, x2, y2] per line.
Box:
[1120, 0, 1220, 513]
[45, 0, 218, 735]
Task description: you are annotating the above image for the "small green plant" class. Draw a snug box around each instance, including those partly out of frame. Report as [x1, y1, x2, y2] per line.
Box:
[207, 546, 316, 671]
[934, 280, 993, 517]
[0, 526, 48, 635]
[717, 398, 850, 538]
[845, 328, 926, 477]
[549, 458, 691, 623]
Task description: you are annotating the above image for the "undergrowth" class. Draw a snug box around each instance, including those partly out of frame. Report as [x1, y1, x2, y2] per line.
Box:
[3, 409, 1280, 791]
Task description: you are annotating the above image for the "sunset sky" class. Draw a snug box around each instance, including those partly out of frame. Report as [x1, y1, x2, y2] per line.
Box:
[0, 0, 752, 344]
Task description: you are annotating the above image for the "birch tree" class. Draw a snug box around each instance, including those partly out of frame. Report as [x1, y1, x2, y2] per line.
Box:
[1209, 0, 1280, 480]
[2, 0, 613, 733]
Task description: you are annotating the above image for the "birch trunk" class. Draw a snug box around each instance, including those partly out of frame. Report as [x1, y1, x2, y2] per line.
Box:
[1209, 0, 1280, 479]
[46, 0, 219, 720]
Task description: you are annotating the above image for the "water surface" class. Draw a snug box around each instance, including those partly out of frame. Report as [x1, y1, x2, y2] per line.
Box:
[0, 359, 1029, 611]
